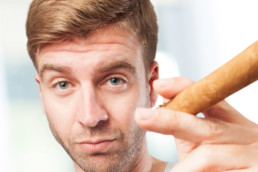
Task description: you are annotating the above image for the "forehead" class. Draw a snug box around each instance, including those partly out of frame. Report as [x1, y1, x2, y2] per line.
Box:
[36, 26, 144, 75]
[41, 26, 139, 51]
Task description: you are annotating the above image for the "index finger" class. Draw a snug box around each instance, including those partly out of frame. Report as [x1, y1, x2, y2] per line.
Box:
[153, 77, 194, 99]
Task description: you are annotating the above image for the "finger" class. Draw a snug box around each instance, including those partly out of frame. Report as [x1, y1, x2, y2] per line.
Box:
[135, 107, 214, 143]
[153, 77, 194, 99]
[203, 101, 257, 127]
[225, 169, 258, 172]
[225, 168, 258, 172]
[135, 107, 258, 144]
[170, 144, 253, 172]
[154, 77, 257, 128]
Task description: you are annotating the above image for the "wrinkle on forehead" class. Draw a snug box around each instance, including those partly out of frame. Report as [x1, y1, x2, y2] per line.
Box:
[36, 25, 145, 79]
[38, 25, 141, 55]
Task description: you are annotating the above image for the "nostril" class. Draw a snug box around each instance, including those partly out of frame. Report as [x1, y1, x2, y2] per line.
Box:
[97, 120, 108, 127]
[79, 113, 109, 128]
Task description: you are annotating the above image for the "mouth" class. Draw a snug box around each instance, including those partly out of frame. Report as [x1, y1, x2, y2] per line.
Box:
[78, 139, 116, 154]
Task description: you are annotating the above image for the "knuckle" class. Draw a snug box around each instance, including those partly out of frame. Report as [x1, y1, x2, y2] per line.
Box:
[203, 119, 224, 141]
[161, 109, 180, 133]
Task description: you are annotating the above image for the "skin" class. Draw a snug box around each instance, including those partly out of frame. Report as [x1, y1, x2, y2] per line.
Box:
[33, 22, 258, 172]
[136, 77, 258, 172]
[35, 26, 166, 172]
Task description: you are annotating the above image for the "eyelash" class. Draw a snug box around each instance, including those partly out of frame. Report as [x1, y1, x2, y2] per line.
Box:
[108, 76, 125, 84]
[103, 75, 128, 89]
[52, 80, 71, 90]
[50, 75, 128, 94]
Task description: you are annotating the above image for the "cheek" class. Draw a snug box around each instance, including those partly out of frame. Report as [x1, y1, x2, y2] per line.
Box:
[41, 90, 79, 138]
[103, 83, 149, 128]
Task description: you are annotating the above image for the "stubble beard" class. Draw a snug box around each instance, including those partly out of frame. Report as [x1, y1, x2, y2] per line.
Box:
[48, 119, 146, 172]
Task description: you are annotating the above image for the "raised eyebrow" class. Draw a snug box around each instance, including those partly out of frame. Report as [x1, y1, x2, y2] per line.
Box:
[39, 64, 71, 78]
[101, 61, 136, 74]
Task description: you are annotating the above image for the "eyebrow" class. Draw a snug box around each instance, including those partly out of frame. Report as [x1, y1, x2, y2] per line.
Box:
[39, 64, 72, 78]
[100, 61, 136, 74]
[39, 61, 136, 79]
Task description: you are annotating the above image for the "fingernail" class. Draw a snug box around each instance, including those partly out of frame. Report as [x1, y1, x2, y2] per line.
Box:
[135, 108, 157, 121]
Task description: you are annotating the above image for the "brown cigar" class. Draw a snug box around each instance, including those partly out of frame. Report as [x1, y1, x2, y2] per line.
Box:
[161, 41, 258, 115]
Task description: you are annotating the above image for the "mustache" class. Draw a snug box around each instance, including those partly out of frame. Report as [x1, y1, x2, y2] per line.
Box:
[71, 121, 124, 141]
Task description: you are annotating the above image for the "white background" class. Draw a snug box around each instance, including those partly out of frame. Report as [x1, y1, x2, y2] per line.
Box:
[0, 0, 257, 171]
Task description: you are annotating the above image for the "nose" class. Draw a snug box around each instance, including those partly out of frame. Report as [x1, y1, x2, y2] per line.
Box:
[76, 85, 108, 127]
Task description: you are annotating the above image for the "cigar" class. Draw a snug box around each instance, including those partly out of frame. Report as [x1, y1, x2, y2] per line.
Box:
[161, 41, 258, 115]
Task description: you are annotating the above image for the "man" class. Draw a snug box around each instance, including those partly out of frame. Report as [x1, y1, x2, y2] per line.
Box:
[26, 0, 258, 172]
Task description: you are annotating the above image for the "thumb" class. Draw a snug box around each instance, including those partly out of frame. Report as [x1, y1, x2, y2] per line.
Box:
[135, 107, 220, 144]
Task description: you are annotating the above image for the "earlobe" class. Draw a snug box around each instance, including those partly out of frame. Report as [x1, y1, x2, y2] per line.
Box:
[35, 73, 40, 84]
[148, 61, 159, 107]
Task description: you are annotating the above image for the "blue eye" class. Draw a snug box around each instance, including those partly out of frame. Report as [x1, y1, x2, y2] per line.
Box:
[109, 77, 123, 86]
[57, 81, 69, 89]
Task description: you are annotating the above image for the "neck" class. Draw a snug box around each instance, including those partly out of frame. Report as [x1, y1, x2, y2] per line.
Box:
[120, 138, 167, 172]
[130, 138, 153, 172]
[130, 152, 167, 172]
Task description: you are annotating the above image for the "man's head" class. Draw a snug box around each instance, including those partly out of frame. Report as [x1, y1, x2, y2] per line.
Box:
[26, 0, 159, 172]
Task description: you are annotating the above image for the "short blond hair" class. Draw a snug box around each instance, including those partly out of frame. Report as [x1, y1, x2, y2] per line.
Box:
[26, 0, 158, 70]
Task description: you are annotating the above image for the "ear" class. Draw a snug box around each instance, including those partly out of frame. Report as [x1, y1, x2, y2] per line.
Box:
[35, 74, 46, 114]
[148, 61, 159, 107]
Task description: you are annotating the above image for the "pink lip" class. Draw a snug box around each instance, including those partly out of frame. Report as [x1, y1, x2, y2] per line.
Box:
[78, 139, 116, 153]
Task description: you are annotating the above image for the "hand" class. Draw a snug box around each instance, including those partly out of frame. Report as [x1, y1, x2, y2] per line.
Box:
[135, 77, 258, 172]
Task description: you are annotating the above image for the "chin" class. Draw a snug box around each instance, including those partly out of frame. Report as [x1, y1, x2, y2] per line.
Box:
[72, 152, 129, 172]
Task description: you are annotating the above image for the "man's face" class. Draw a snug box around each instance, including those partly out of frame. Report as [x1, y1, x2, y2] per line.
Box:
[35, 26, 158, 172]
